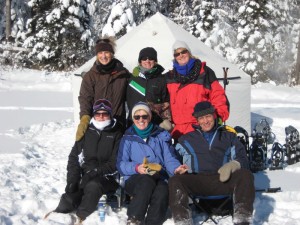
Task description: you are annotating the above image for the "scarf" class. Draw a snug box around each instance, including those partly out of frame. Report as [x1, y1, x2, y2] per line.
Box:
[173, 58, 196, 76]
[90, 118, 111, 130]
[133, 122, 154, 139]
[96, 58, 117, 73]
[132, 65, 159, 79]
[173, 59, 202, 84]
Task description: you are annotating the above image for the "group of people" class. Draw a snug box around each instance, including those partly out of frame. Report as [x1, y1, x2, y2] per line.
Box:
[51, 36, 255, 225]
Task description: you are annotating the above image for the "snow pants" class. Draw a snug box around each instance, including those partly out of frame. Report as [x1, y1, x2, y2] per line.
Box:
[168, 169, 255, 225]
[55, 176, 118, 220]
[125, 174, 169, 225]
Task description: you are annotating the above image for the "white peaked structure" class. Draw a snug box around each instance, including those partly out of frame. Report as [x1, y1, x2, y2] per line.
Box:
[73, 12, 251, 132]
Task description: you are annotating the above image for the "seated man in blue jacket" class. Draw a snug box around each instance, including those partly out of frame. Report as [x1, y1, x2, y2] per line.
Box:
[169, 101, 255, 225]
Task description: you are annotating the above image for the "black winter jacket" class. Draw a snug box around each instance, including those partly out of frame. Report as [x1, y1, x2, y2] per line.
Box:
[176, 125, 249, 173]
[126, 64, 169, 124]
[66, 120, 123, 184]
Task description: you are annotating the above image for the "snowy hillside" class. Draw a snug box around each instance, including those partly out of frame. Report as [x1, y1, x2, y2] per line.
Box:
[0, 70, 300, 225]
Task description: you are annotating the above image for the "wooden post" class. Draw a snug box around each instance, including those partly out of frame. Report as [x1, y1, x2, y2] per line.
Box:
[5, 0, 11, 40]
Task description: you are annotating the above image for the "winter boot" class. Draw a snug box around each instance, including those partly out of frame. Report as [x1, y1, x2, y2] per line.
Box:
[127, 217, 142, 225]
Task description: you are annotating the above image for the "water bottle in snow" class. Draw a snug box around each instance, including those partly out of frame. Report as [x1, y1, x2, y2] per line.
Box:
[98, 195, 107, 223]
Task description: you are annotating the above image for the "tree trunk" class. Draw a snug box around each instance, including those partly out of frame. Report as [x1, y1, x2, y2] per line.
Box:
[5, 0, 11, 40]
[295, 30, 300, 85]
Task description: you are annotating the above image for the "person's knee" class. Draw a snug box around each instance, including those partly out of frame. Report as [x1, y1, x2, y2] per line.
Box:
[84, 179, 102, 194]
[168, 175, 183, 190]
[137, 175, 157, 190]
[235, 169, 254, 182]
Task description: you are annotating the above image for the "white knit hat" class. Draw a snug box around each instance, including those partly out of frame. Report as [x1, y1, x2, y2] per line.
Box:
[131, 102, 152, 120]
[172, 40, 191, 53]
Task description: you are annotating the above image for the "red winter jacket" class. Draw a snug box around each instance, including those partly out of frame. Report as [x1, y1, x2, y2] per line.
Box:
[166, 60, 229, 139]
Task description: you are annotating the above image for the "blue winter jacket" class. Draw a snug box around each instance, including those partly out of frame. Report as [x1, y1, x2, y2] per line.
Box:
[176, 125, 249, 173]
[116, 125, 181, 182]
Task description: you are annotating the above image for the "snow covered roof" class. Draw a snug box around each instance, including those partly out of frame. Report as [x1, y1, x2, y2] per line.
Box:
[73, 12, 251, 132]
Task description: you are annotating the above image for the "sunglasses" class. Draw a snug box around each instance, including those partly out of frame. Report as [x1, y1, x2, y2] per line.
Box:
[141, 57, 155, 61]
[93, 99, 112, 112]
[133, 115, 149, 120]
[94, 112, 110, 117]
[173, 49, 189, 57]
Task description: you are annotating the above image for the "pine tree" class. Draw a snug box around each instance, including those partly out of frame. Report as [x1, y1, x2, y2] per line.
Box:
[237, 0, 273, 84]
[22, 0, 95, 70]
[101, 0, 135, 38]
[194, 0, 216, 42]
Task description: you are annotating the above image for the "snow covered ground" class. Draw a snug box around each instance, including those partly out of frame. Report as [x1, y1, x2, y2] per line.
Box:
[0, 69, 300, 225]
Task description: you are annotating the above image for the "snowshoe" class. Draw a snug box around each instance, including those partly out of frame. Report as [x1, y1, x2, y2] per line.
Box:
[249, 131, 268, 172]
[234, 126, 250, 160]
[285, 125, 300, 165]
[252, 118, 276, 145]
[269, 142, 285, 170]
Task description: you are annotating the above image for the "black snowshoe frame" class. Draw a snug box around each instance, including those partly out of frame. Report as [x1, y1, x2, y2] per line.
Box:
[235, 121, 300, 171]
[285, 125, 300, 165]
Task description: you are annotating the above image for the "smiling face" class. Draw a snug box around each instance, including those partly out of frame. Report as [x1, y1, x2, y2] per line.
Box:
[197, 114, 215, 132]
[97, 51, 113, 65]
[140, 58, 155, 69]
[174, 48, 190, 66]
[133, 109, 150, 130]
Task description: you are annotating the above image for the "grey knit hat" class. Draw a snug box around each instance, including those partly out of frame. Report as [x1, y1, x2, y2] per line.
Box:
[132, 102, 152, 120]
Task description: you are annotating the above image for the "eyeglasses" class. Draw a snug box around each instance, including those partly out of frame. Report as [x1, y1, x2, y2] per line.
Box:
[93, 99, 112, 112]
[94, 112, 110, 117]
[133, 115, 149, 120]
[173, 49, 189, 57]
[141, 57, 155, 61]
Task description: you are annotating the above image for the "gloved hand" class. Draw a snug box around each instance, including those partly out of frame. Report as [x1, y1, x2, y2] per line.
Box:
[79, 168, 98, 189]
[159, 119, 173, 131]
[225, 125, 237, 134]
[143, 157, 162, 175]
[218, 160, 241, 182]
[76, 115, 91, 141]
[65, 182, 79, 193]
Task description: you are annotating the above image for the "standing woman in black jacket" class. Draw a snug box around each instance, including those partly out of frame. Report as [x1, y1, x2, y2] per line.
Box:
[47, 99, 123, 224]
[126, 47, 172, 131]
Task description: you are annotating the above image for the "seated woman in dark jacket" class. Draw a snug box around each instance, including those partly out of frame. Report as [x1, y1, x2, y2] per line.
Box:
[46, 99, 123, 224]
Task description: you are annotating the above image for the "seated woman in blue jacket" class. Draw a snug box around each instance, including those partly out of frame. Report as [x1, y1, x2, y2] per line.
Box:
[117, 102, 187, 225]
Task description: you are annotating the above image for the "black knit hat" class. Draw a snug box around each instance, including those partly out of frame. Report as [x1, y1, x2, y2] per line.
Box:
[138, 47, 157, 63]
[95, 39, 114, 54]
[192, 101, 215, 118]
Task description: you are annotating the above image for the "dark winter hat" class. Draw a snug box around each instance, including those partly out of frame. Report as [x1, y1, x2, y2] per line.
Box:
[95, 39, 114, 54]
[92, 99, 112, 115]
[192, 101, 215, 118]
[138, 47, 157, 63]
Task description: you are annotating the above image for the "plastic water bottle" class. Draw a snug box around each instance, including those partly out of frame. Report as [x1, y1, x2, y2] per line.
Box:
[98, 195, 107, 223]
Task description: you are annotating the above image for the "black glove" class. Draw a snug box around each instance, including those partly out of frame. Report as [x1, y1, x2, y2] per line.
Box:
[79, 169, 98, 189]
